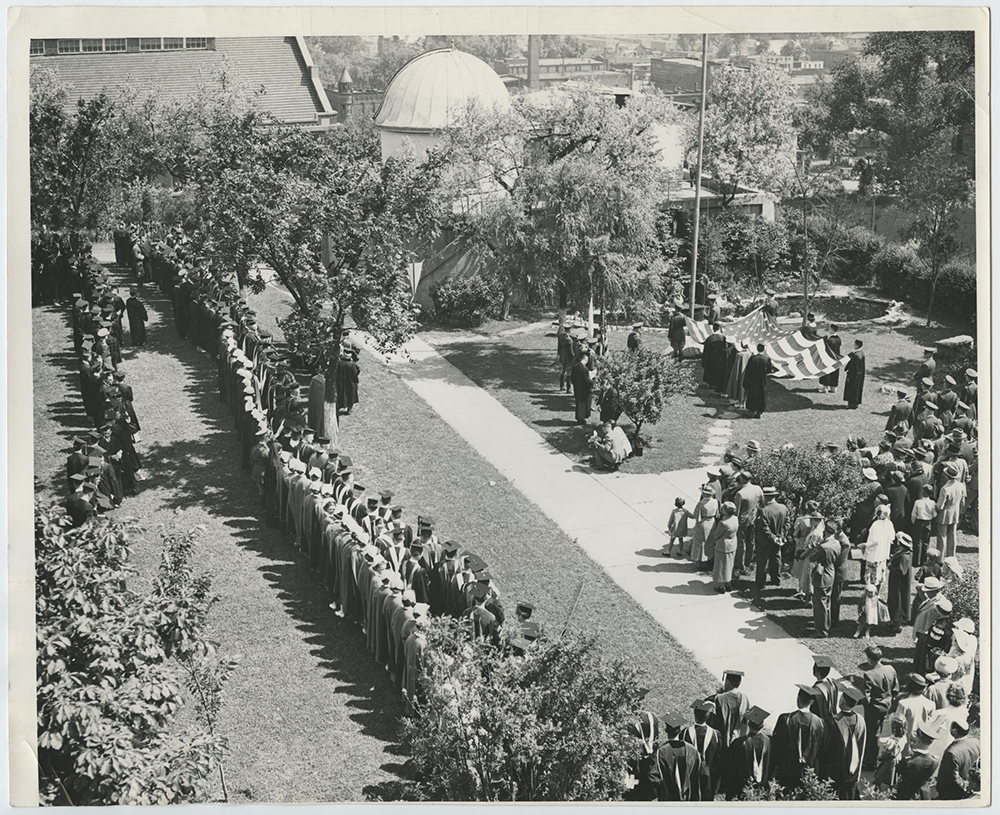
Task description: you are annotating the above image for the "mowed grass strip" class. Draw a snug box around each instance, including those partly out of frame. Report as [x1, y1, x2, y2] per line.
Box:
[248, 286, 719, 721]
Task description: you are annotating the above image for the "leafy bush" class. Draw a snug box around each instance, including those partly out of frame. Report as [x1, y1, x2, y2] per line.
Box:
[36, 503, 231, 805]
[806, 215, 885, 284]
[868, 244, 976, 324]
[740, 446, 865, 520]
[869, 242, 926, 301]
[932, 258, 977, 324]
[738, 769, 891, 801]
[430, 274, 501, 328]
[595, 349, 698, 445]
[404, 617, 642, 801]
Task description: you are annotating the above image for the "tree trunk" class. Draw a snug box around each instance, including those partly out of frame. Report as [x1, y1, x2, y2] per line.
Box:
[323, 339, 342, 447]
[925, 261, 940, 328]
[501, 280, 513, 321]
[632, 421, 644, 456]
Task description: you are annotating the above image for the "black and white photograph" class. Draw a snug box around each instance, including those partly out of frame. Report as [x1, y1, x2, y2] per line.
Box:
[9, 6, 990, 807]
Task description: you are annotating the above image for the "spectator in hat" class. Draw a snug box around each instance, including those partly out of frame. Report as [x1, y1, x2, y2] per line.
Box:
[884, 469, 911, 533]
[960, 368, 978, 421]
[887, 532, 913, 632]
[896, 673, 935, 752]
[894, 723, 939, 799]
[818, 324, 842, 393]
[705, 292, 721, 325]
[935, 717, 980, 800]
[336, 339, 360, 416]
[791, 501, 824, 601]
[848, 467, 883, 544]
[668, 307, 687, 359]
[859, 502, 894, 588]
[913, 576, 951, 674]
[627, 322, 643, 352]
[125, 287, 148, 346]
[925, 656, 958, 710]
[649, 712, 703, 800]
[935, 462, 966, 558]
[926, 684, 969, 764]
[910, 483, 937, 565]
[772, 685, 826, 788]
[734, 471, 763, 574]
[709, 502, 739, 593]
[948, 618, 978, 699]
[754, 486, 786, 589]
[826, 683, 868, 799]
[873, 713, 907, 791]
[762, 288, 779, 319]
[570, 345, 593, 425]
[556, 324, 574, 393]
[720, 706, 772, 800]
[682, 700, 722, 800]
[690, 485, 719, 571]
[842, 339, 866, 409]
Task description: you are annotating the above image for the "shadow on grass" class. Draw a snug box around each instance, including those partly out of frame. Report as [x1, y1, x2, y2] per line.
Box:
[106, 271, 410, 782]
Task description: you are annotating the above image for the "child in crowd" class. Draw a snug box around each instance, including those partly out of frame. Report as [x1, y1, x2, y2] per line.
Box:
[910, 484, 938, 566]
[854, 582, 889, 638]
[665, 497, 694, 558]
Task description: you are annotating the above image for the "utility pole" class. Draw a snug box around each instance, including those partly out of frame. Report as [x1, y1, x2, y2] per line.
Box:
[688, 34, 709, 319]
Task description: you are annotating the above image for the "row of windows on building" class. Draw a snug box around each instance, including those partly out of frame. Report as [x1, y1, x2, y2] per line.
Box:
[30, 37, 208, 56]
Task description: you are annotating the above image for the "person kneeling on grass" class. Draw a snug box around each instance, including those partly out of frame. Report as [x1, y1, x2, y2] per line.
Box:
[590, 422, 627, 471]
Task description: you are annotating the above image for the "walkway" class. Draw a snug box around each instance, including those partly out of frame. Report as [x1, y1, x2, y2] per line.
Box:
[388, 337, 830, 727]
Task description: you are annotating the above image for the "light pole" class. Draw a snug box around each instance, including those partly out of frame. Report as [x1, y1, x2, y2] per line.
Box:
[688, 34, 709, 319]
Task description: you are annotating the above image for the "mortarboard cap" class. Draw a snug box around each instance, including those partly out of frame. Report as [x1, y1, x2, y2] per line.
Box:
[723, 669, 744, 679]
[661, 711, 686, 730]
[840, 684, 865, 704]
[812, 655, 834, 669]
[470, 583, 490, 601]
[744, 706, 769, 727]
[693, 699, 714, 713]
[380, 490, 394, 501]
[70, 473, 87, 482]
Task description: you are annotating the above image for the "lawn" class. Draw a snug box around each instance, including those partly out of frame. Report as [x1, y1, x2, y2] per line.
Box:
[433, 310, 977, 476]
[245, 286, 722, 783]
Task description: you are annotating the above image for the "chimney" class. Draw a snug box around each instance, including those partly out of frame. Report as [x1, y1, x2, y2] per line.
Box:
[527, 34, 541, 90]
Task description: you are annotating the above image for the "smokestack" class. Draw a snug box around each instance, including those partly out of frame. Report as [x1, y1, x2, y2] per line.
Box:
[527, 34, 540, 90]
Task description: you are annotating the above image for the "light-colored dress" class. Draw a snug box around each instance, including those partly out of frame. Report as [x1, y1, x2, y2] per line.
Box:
[710, 515, 739, 585]
[792, 516, 825, 594]
[863, 517, 895, 587]
[691, 497, 720, 563]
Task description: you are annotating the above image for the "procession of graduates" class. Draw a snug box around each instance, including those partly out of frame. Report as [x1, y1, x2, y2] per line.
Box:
[31, 234, 150, 526]
[70, 225, 541, 717]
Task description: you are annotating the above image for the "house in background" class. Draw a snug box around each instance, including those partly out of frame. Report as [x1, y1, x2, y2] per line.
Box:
[30, 36, 336, 127]
[328, 67, 384, 123]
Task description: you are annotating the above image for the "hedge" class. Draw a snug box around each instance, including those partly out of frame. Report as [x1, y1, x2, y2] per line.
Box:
[429, 275, 501, 328]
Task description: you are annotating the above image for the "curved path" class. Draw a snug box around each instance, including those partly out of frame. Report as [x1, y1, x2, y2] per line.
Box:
[385, 335, 833, 729]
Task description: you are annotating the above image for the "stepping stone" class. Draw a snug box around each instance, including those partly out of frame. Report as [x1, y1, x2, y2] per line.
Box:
[701, 445, 728, 456]
[715, 419, 733, 427]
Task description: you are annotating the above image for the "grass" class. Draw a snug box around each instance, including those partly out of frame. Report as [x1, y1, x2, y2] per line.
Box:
[249, 285, 721, 737]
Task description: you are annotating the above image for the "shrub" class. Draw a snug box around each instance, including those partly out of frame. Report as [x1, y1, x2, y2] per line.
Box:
[595, 349, 698, 447]
[404, 617, 642, 801]
[430, 274, 501, 328]
[740, 445, 865, 520]
[36, 503, 230, 805]
[868, 242, 927, 301]
[932, 258, 977, 324]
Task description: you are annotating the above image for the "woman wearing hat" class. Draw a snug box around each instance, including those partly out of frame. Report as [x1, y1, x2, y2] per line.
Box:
[935, 461, 967, 558]
[791, 501, 824, 602]
[860, 502, 894, 588]
[709, 502, 740, 593]
[948, 618, 978, 698]
[691, 485, 720, 571]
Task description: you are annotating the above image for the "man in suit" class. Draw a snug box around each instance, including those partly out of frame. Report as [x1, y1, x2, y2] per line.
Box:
[894, 723, 939, 799]
[648, 713, 703, 801]
[754, 486, 787, 589]
[861, 645, 899, 768]
[807, 532, 841, 639]
[843, 339, 866, 409]
[762, 288, 779, 319]
[705, 293, 721, 325]
[720, 706, 772, 800]
[668, 308, 687, 359]
[570, 346, 593, 425]
[710, 670, 749, 749]
[125, 287, 148, 346]
[627, 322, 643, 352]
[772, 685, 827, 788]
[735, 472, 763, 576]
[935, 719, 980, 799]
[742, 343, 775, 419]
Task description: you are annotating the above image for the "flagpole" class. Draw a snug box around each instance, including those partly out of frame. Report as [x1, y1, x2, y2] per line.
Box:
[689, 34, 709, 320]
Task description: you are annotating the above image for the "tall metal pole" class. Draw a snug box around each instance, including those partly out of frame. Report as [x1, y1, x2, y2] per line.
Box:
[688, 34, 709, 319]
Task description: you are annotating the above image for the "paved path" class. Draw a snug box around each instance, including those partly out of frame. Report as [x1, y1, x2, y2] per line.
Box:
[389, 336, 829, 727]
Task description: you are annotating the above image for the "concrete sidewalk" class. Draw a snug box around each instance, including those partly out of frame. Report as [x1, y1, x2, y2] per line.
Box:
[389, 336, 828, 727]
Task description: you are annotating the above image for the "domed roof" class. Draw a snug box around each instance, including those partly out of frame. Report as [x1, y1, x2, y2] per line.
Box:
[374, 47, 511, 133]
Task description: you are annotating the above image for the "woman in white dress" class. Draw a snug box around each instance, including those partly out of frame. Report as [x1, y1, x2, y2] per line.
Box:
[861, 501, 895, 588]
[690, 485, 720, 571]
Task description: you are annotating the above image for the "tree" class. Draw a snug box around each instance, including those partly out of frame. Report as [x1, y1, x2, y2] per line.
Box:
[780, 40, 804, 59]
[594, 348, 697, 449]
[448, 35, 519, 65]
[191, 111, 445, 441]
[698, 63, 795, 204]
[35, 504, 230, 805]
[442, 87, 683, 321]
[404, 617, 643, 801]
[901, 136, 974, 326]
[538, 35, 586, 59]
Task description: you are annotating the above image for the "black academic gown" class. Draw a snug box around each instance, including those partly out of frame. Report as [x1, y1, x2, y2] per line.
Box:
[823, 710, 866, 799]
[819, 334, 842, 387]
[125, 297, 148, 345]
[336, 360, 359, 411]
[772, 709, 827, 789]
[721, 731, 772, 800]
[843, 350, 866, 406]
[649, 740, 702, 801]
[702, 333, 727, 391]
[570, 361, 592, 422]
[742, 352, 774, 415]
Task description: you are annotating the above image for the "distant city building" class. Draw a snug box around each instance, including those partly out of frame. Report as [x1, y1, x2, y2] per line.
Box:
[328, 67, 383, 123]
[649, 57, 740, 106]
[493, 56, 632, 89]
[29, 36, 335, 127]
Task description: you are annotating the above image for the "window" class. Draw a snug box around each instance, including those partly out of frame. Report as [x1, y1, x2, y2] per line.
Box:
[163, 37, 184, 50]
[185, 37, 207, 49]
[57, 39, 81, 54]
[30, 39, 45, 55]
[82, 39, 104, 52]
[105, 38, 126, 52]
[139, 38, 162, 51]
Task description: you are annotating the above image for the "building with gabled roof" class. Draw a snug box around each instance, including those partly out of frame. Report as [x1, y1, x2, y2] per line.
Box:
[29, 36, 335, 127]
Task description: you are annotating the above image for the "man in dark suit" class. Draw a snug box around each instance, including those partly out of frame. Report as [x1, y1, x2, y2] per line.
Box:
[843, 339, 866, 409]
[894, 724, 939, 799]
[754, 486, 787, 589]
[860, 645, 899, 769]
[627, 322, 643, 352]
[742, 343, 775, 419]
[762, 288, 779, 319]
[570, 346, 593, 425]
[668, 308, 687, 359]
[885, 389, 912, 431]
[913, 347, 937, 386]
[935, 719, 980, 799]
[772, 686, 827, 789]
[807, 534, 840, 638]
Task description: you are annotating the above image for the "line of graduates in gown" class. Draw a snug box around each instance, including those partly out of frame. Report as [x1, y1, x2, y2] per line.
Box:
[626, 643, 979, 802]
[55, 253, 145, 527]
[129, 229, 545, 714]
